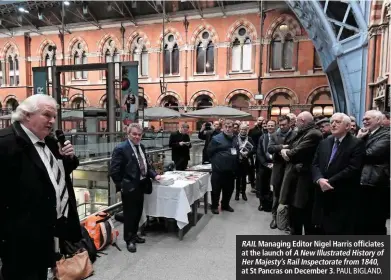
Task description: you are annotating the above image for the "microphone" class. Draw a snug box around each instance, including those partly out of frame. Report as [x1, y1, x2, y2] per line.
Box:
[55, 129, 66, 147]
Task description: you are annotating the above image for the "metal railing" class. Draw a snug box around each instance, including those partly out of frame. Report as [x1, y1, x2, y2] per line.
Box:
[73, 141, 205, 220]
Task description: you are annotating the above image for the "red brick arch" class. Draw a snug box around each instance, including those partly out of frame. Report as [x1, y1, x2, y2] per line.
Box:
[37, 39, 56, 58]
[263, 87, 299, 105]
[190, 23, 219, 44]
[0, 41, 19, 59]
[127, 30, 151, 52]
[97, 34, 121, 55]
[2, 94, 19, 106]
[226, 18, 257, 41]
[306, 86, 331, 104]
[265, 14, 302, 39]
[225, 89, 255, 105]
[156, 91, 182, 106]
[157, 27, 184, 46]
[189, 90, 218, 107]
[68, 93, 90, 107]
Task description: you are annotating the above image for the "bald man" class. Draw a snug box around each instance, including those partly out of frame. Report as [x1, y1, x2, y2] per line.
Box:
[279, 111, 323, 235]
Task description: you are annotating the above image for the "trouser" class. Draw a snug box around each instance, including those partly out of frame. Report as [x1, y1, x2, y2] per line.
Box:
[236, 174, 247, 194]
[271, 185, 281, 220]
[289, 205, 315, 235]
[174, 158, 188, 171]
[121, 181, 145, 242]
[257, 166, 272, 209]
[248, 156, 255, 187]
[1, 262, 47, 280]
[211, 171, 235, 209]
[356, 185, 390, 235]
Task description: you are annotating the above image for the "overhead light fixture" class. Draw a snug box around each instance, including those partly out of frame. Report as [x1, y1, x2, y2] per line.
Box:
[0, 19, 2, 25]
[131, 1, 137, 8]
[82, 2, 88, 14]
[18, 7, 25, 12]
[64, 1, 70, 6]
[279, 24, 288, 32]
[38, 9, 43, 20]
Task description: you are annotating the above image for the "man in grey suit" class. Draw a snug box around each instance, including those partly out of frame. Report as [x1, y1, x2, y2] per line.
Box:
[110, 123, 161, 253]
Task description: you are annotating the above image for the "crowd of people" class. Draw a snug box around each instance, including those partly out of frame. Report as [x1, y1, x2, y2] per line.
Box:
[192, 110, 390, 236]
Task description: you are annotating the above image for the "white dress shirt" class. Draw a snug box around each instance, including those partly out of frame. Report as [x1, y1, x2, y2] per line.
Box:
[20, 124, 66, 218]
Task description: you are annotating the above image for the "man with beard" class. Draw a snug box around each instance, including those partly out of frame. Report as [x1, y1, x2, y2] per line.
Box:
[312, 113, 364, 234]
[207, 119, 239, 214]
[316, 118, 331, 139]
[198, 121, 221, 164]
[356, 110, 390, 234]
[279, 111, 322, 235]
[267, 115, 296, 229]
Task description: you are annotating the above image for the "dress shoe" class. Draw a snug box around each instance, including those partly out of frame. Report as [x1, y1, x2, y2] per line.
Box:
[235, 193, 239, 201]
[211, 208, 219, 214]
[242, 193, 247, 201]
[222, 206, 234, 212]
[134, 235, 145, 244]
[126, 241, 137, 253]
[258, 205, 263, 211]
[270, 219, 277, 229]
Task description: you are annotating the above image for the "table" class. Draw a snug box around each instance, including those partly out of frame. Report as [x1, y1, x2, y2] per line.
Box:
[140, 171, 211, 239]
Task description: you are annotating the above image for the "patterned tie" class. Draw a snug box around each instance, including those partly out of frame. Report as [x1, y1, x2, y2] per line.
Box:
[37, 142, 69, 217]
[328, 139, 340, 166]
[135, 145, 146, 176]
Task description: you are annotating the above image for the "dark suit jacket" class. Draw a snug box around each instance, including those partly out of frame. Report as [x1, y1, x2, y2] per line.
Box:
[268, 129, 297, 189]
[257, 133, 274, 168]
[169, 131, 191, 162]
[279, 124, 323, 208]
[0, 122, 81, 268]
[109, 140, 157, 194]
[199, 129, 220, 163]
[312, 133, 365, 234]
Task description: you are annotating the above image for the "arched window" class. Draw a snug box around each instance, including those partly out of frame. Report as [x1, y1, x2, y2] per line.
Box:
[163, 34, 179, 75]
[195, 31, 214, 74]
[161, 95, 179, 111]
[229, 94, 250, 113]
[268, 92, 292, 121]
[102, 98, 120, 109]
[131, 37, 149, 77]
[6, 98, 19, 111]
[194, 94, 213, 109]
[102, 39, 120, 78]
[71, 97, 85, 109]
[231, 27, 252, 72]
[42, 44, 56, 82]
[72, 42, 87, 80]
[270, 24, 294, 70]
[6, 47, 19, 86]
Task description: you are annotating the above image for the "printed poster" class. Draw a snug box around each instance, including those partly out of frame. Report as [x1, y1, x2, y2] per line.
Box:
[121, 63, 139, 126]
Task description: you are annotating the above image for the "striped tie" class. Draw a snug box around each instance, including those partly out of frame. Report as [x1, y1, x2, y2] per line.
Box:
[37, 142, 69, 217]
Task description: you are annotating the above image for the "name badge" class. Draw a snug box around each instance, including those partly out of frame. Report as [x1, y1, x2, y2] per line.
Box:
[231, 148, 237, 155]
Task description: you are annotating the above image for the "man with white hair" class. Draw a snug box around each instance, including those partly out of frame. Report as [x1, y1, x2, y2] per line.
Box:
[110, 123, 161, 252]
[356, 110, 390, 235]
[312, 113, 365, 234]
[0, 94, 81, 279]
[279, 111, 322, 235]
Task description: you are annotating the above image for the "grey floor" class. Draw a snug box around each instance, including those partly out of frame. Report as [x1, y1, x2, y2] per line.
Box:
[89, 189, 283, 280]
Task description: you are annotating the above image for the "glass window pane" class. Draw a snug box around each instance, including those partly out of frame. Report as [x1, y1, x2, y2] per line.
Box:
[8, 56, 13, 71]
[242, 41, 252, 71]
[171, 45, 179, 75]
[15, 58, 18, 71]
[141, 52, 148, 76]
[164, 46, 170, 75]
[231, 41, 241, 71]
[206, 42, 214, 73]
[271, 41, 282, 70]
[282, 40, 293, 69]
[196, 44, 205, 73]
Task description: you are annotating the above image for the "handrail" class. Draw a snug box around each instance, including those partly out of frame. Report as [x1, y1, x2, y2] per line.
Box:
[78, 141, 204, 166]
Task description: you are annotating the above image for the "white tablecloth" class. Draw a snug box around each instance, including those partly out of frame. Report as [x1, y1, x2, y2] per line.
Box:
[186, 163, 212, 172]
[140, 171, 211, 229]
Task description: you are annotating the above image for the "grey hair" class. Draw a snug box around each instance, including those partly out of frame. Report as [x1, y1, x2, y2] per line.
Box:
[181, 123, 189, 128]
[287, 113, 297, 120]
[11, 94, 58, 124]
[330, 112, 351, 125]
[239, 123, 249, 130]
[349, 115, 356, 122]
[365, 110, 384, 121]
[126, 123, 143, 134]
